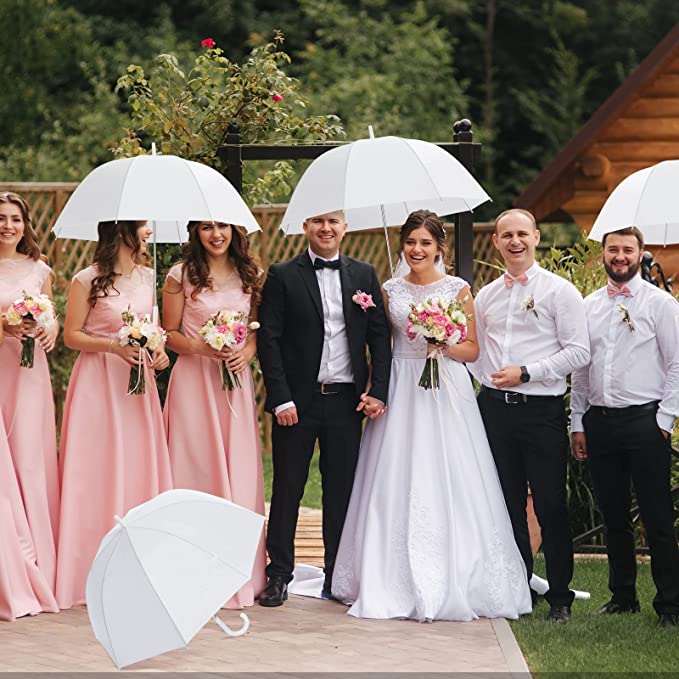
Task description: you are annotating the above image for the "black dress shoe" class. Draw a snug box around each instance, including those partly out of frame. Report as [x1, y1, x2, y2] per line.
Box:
[657, 613, 679, 628]
[258, 576, 288, 607]
[598, 599, 640, 615]
[547, 604, 571, 623]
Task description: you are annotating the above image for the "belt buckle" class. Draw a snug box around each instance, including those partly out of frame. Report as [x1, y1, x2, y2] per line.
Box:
[504, 391, 522, 405]
[320, 382, 338, 395]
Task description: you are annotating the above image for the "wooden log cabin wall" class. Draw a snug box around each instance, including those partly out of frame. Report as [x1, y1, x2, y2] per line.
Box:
[515, 23, 679, 277]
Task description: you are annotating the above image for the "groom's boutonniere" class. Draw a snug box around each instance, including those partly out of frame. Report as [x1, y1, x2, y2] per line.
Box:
[522, 294, 539, 319]
[352, 290, 376, 312]
[618, 303, 635, 332]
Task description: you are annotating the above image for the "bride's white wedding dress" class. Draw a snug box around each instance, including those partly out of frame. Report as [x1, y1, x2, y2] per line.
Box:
[332, 275, 532, 621]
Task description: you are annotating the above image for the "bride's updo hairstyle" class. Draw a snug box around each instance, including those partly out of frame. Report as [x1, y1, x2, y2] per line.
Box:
[399, 209, 447, 265]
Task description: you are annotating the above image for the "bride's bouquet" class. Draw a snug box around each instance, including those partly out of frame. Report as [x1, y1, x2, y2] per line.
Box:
[199, 310, 260, 391]
[117, 307, 167, 395]
[5, 291, 57, 368]
[406, 297, 469, 390]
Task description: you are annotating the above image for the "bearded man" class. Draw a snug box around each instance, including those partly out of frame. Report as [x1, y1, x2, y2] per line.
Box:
[571, 226, 679, 628]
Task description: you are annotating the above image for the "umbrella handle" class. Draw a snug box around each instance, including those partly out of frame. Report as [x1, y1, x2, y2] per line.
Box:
[213, 612, 249, 637]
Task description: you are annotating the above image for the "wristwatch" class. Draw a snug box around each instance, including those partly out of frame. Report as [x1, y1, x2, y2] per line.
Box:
[520, 365, 531, 383]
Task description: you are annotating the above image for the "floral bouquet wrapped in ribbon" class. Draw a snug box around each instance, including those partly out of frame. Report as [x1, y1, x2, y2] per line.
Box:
[406, 296, 469, 390]
[117, 307, 167, 395]
[199, 310, 260, 391]
[5, 291, 57, 368]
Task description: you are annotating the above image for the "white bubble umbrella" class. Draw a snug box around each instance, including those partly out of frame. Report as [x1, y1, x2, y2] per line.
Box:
[279, 128, 491, 273]
[86, 489, 264, 670]
[52, 146, 261, 320]
[589, 160, 679, 245]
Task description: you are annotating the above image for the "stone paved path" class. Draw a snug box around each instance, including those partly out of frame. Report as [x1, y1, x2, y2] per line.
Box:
[1, 595, 528, 673]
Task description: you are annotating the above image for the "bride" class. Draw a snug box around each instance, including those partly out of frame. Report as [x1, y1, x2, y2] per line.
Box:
[332, 210, 532, 621]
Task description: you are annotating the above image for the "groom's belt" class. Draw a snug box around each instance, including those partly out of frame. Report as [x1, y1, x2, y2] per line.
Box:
[481, 386, 563, 405]
[315, 382, 355, 396]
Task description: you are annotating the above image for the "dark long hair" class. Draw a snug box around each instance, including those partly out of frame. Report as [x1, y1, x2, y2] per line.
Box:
[88, 220, 149, 307]
[182, 222, 262, 307]
[0, 191, 44, 262]
[399, 209, 448, 267]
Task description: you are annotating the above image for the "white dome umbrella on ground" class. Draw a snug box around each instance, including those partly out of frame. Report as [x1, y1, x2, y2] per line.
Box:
[52, 146, 261, 320]
[279, 128, 491, 273]
[588, 160, 679, 245]
[86, 489, 265, 670]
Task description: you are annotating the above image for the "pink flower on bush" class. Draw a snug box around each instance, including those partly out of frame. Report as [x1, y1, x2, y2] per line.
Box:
[352, 290, 376, 312]
[271, 93, 283, 102]
[201, 38, 216, 49]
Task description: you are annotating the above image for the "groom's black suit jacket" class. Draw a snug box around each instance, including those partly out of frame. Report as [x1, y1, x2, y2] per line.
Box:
[257, 251, 391, 415]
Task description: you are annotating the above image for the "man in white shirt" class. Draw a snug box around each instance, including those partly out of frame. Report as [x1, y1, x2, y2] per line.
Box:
[470, 208, 590, 623]
[257, 211, 391, 606]
[571, 226, 679, 628]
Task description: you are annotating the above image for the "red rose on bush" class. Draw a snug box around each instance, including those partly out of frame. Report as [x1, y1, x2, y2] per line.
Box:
[201, 38, 215, 49]
[272, 93, 283, 102]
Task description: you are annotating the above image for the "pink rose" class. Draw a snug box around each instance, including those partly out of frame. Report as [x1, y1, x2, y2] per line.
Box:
[201, 38, 216, 49]
[352, 290, 376, 312]
[233, 323, 247, 344]
[14, 301, 27, 316]
[272, 93, 283, 102]
[217, 324, 229, 334]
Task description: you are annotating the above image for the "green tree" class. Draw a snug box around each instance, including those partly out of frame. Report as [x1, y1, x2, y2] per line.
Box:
[295, 0, 468, 141]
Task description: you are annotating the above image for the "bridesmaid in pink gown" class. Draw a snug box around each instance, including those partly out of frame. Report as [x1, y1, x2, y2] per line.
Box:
[163, 221, 266, 607]
[56, 220, 172, 608]
[0, 192, 59, 619]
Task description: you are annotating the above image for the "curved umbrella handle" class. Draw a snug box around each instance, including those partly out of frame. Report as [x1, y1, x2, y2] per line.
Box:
[213, 612, 250, 637]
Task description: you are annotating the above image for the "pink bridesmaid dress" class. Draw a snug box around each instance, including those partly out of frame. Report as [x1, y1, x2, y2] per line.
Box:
[56, 265, 173, 608]
[0, 418, 59, 620]
[0, 256, 59, 618]
[163, 263, 266, 607]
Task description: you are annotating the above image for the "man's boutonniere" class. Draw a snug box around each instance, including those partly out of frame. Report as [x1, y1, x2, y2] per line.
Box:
[522, 294, 539, 319]
[352, 290, 376, 312]
[618, 303, 635, 332]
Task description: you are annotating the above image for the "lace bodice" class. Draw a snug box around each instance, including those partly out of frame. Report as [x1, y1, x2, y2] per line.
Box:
[384, 275, 469, 358]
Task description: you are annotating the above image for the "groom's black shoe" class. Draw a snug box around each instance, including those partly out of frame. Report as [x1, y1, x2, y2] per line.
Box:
[598, 599, 640, 615]
[547, 604, 571, 623]
[259, 576, 288, 607]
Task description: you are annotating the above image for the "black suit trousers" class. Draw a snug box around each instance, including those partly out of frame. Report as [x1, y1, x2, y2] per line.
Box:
[478, 390, 575, 607]
[584, 406, 679, 615]
[266, 388, 363, 583]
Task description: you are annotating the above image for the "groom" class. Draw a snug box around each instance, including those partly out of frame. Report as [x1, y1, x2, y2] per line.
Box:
[257, 210, 391, 606]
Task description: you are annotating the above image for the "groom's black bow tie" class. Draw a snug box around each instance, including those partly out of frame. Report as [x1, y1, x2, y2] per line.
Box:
[313, 258, 341, 271]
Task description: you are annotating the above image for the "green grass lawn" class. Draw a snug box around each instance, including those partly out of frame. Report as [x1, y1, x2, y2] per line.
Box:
[512, 556, 679, 673]
[262, 450, 322, 509]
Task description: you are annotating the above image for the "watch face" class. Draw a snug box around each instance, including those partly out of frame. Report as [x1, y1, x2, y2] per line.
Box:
[520, 371, 530, 383]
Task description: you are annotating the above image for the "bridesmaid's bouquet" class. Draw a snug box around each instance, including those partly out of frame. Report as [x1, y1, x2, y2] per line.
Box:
[117, 307, 167, 395]
[5, 291, 57, 368]
[406, 297, 469, 390]
[199, 310, 260, 391]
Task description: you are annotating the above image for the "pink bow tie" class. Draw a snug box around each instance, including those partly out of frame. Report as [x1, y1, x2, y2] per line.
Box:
[607, 283, 632, 298]
[504, 272, 529, 288]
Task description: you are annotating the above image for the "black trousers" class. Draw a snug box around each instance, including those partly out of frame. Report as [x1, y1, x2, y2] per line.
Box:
[584, 405, 679, 615]
[478, 389, 574, 607]
[266, 386, 363, 585]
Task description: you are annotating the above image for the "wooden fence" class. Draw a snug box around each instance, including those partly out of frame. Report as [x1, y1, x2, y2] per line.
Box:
[1, 182, 500, 444]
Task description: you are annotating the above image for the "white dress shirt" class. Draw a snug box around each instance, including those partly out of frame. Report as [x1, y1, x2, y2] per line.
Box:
[274, 248, 354, 414]
[469, 261, 590, 396]
[570, 274, 679, 433]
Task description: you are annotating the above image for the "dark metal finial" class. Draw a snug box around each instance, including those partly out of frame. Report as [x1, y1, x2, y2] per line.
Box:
[227, 121, 240, 135]
[453, 119, 472, 134]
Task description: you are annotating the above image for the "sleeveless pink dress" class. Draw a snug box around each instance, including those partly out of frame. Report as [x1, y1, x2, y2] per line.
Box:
[163, 263, 266, 607]
[56, 265, 173, 608]
[0, 256, 59, 619]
